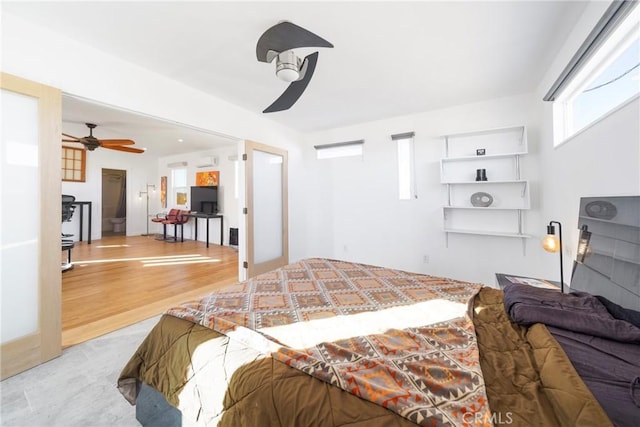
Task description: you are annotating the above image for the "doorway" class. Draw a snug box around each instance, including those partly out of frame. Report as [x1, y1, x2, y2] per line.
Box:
[102, 168, 127, 237]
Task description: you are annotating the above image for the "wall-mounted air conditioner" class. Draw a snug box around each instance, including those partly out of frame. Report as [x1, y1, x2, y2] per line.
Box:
[167, 161, 188, 168]
[196, 156, 219, 168]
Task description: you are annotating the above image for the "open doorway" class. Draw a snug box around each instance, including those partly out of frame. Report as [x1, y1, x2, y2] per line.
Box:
[102, 168, 127, 237]
[61, 95, 242, 345]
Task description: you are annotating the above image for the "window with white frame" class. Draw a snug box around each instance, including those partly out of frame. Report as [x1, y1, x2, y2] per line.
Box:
[545, 1, 639, 145]
[171, 167, 188, 207]
[314, 140, 364, 160]
[392, 132, 416, 200]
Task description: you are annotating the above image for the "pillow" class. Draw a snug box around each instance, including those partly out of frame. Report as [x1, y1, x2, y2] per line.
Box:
[595, 295, 640, 329]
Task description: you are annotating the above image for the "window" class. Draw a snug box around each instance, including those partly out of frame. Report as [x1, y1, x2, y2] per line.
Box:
[314, 140, 364, 160]
[570, 37, 639, 131]
[546, 1, 639, 145]
[392, 132, 416, 200]
[171, 167, 187, 206]
[61, 146, 86, 182]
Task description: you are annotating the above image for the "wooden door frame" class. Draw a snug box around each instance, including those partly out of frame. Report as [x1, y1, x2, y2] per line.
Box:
[244, 140, 289, 278]
[1, 73, 62, 379]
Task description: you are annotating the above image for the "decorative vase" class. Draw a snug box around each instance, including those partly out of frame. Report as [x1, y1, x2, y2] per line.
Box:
[470, 192, 493, 207]
[475, 169, 488, 181]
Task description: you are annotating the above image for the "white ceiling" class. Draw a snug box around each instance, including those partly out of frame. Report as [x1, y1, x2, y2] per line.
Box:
[4, 1, 589, 154]
[61, 95, 239, 157]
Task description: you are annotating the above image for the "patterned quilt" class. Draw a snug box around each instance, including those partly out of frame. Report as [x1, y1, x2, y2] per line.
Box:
[167, 258, 490, 426]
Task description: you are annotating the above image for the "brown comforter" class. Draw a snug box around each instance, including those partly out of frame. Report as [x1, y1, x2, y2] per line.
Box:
[119, 287, 611, 426]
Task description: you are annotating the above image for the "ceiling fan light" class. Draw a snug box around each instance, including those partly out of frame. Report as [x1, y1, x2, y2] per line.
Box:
[85, 140, 100, 151]
[275, 50, 300, 82]
[276, 67, 299, 82]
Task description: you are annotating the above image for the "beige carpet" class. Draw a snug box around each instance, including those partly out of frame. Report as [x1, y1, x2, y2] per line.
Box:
[1, 316, 160, 427]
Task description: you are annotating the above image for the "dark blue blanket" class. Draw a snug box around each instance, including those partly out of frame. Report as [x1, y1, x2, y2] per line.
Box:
[503, 284, 640, 343]
[503, 284, 640, 427]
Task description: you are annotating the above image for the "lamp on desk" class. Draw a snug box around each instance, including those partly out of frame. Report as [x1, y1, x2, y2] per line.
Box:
[139, 184, 156, 236]
[542, 220, 564, 293]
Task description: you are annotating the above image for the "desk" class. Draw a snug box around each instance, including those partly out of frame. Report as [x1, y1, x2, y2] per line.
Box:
[71, 201, 92, 244]
[184, 213, 223, 248]
[495, 273, 560, 291]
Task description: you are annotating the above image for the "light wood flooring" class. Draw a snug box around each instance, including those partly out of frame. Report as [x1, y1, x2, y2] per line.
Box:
[62, 235, 239, 347]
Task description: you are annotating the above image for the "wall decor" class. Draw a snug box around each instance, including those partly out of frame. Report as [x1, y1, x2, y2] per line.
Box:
[470, 192, 493, 207]
[176, 192, 187, 205]
[160, 176, 167, 208]
[196, 171, 219, 186]
[584, 200, 617, 220]
[476, 148, 486, 156]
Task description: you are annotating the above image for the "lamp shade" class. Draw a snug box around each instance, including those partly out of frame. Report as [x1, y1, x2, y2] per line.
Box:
[542, 220, 564, 293]
[577, 225, 592, 262]
[275, 50, 300, 82]
[542, 234, 560, 252]
[276, 68, 299, 82]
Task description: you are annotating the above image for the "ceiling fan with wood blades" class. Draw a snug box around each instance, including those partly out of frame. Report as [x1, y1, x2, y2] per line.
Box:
[256, 21, 333, 113]
[62, 123, 144, 154]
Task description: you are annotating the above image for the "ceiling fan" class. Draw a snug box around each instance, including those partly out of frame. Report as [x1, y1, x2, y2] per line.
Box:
[256, 21, 333, 113]
[62, 123, 144, 154]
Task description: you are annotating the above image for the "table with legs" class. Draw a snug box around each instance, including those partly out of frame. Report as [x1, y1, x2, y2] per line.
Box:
[184, 213, 223, 248]
[71, 201, 92, 244]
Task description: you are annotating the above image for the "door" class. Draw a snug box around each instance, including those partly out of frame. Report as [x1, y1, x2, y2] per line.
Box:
[1, 73, 62, 379]
[244, 140, 288, 278]
[101, 168, 127, 236]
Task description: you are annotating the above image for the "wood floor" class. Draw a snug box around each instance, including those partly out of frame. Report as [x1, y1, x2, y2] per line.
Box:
[61, 235, 239, 347]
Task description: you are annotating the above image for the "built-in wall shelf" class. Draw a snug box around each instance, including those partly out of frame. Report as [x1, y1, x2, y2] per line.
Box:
[441, 125, 530, 252]
[441, 179, 527, 185]
[444, 206, 531, 211]
[441, 151, 528, 163]
[443, 228, 532, 238]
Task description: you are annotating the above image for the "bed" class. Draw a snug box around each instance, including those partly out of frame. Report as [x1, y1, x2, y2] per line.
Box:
[118, 196, 640, 426]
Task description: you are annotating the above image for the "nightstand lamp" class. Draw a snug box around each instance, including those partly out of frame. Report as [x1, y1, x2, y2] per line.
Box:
[542, 221, 564, 293]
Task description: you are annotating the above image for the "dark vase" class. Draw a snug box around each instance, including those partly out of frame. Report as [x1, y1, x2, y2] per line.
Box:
[475, 169, 488, 181]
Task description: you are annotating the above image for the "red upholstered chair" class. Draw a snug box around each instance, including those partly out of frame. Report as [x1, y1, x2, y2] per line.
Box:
[162, 209, 190, 242]
[152, 209, 179, 241]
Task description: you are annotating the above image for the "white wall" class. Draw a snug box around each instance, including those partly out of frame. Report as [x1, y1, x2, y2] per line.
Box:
[302, 94, 543, 285]
[300, 1, 639, 289]
[6, 4, 638, 287]
[3, 12, 308, 264]
[157, 145, 240, 245]
[61, 121, 158, 240]
[533, 0, 640, 289]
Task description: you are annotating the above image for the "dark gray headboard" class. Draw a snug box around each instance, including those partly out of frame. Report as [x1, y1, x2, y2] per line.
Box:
[571, 196, 640, 311]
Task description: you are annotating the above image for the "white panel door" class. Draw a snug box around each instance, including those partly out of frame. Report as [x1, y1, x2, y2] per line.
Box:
[245, 141, 288, 278]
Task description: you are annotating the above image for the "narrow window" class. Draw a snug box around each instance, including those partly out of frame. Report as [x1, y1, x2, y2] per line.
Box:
[392, 132, 416, 200]
[61, 146, 86, 182]
[171, 167, 187, 207]
[314, 140, 364, 160]
[545, 1, 639, 145]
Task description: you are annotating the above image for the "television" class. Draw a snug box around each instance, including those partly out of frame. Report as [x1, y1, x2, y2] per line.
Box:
[190, 186, 218, 214]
